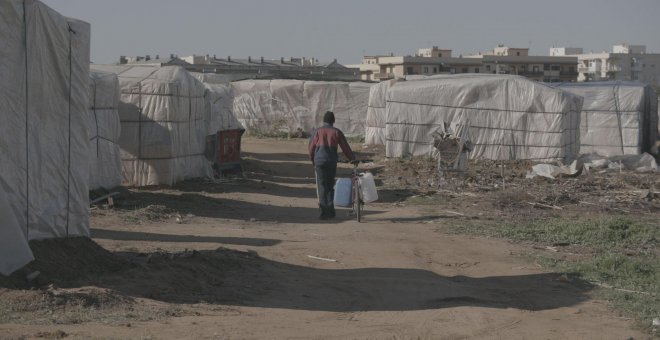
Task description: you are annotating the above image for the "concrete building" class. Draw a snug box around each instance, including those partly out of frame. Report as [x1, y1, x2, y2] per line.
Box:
[552, 44, 660, 86]
[417, 46, 452, 58]
[120, 54, 360, 82]
[482, 45, 529, 57]
[350, 46, 578, 82]
[348, 54, 478, 81]
[480, 55, 577, 82]
[549, 47, 584, 57]
[467, 46, 578, 82]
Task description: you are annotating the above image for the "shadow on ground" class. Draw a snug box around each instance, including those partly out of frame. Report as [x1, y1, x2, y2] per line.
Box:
[2, 238, 592, 314]
[112, 190, 383, 224]
[91, 229, 281, 247]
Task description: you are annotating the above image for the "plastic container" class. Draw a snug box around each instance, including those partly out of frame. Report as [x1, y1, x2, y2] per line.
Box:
[334, 178, 353, 207]
[359, 172, 378, 203]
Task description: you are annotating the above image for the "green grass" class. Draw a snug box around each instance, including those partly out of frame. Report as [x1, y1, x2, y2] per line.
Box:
[447, 217, 659, 335]
[450, 217, 658, 250]
[345, 136, 365, 144]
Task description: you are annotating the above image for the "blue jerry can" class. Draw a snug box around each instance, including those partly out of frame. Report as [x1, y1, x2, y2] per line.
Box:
[334, 178, 353, 207]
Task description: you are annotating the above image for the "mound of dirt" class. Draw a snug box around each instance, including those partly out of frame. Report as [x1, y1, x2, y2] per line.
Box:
[0, 237, 131, 289]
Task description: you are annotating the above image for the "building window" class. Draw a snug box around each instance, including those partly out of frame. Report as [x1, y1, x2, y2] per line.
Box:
[485, 65, 491, 71]
[438, 53, 442, 57]
[474, 68, 480, 73]
[551, 65, 560, 71]
[462, 67, 468, 73]
[516, 52, 520, 56]
[532, 66, 539, 73]
[407, 66, 413, 74]
[569, 66, 575, 73]
[544, 64, 550, 71]
[424, 67, 429, 73]
[433, 67, 437, 73]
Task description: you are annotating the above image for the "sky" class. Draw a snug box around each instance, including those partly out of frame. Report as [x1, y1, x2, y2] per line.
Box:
[43, 0, 660, 65]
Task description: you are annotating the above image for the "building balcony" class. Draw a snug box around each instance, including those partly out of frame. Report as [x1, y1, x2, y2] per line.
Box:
[518, 71, 544, 76]
[559, 71, 578, 76]
[374, 72, 395, 79]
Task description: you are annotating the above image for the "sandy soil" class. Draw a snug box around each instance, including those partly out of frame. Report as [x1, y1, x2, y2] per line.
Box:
[1, 137, 654, 340]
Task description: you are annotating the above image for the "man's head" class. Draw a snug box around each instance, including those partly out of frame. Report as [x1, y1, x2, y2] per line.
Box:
[323, 111, 335, 125]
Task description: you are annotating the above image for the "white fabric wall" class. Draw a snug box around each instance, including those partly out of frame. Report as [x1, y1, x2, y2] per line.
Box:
[551, 82, 658, 156]
[0, 0, 90, 242]
[192, 72, 232, 85]
[0, 175, 34, 276]
[91, 65, 211, 186]
[385, 75, 582, 161]
[365, 79, 397, 145]
[88, 70, 122, 190]
[203, 83, 244, 134]
[231, 79, 373, 137]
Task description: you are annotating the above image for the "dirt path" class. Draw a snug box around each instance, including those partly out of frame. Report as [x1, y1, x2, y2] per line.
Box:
[1, 138, 646, 339]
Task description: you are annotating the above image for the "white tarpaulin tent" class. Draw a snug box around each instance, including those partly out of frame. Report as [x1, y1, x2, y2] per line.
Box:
[0, 175, 34, 276]
[191, 73, 243, 134]
[192, 72, 232, 85]
[365, 79, 397, 145]
[385, 74, 583, 161]
[231, 79, 373, 137]
[88, 70, 122, 190]
[0, 0, 91, 244]
[91, 65, 211, 186]
[550, 81, 658, 156]
[203, 83, 243, 133]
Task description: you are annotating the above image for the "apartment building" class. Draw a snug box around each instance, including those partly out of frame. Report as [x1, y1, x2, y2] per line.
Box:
[348, 53, 482, 81]
[552, 44, 660, 86]
[350, 46, 578, 82]
[466, 45, 577, 82]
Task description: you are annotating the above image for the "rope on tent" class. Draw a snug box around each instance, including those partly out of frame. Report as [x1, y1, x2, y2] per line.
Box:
[386, 99, 578, 115]
[92, 76, 99, 156]
[66, 23, 76, 236]
[22, 0, 29, 240]
[613, 82, 625, 155]
[137, 82, 142, 161]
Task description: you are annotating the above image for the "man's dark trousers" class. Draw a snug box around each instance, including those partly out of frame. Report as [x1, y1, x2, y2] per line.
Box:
[315, 163, 337, 217]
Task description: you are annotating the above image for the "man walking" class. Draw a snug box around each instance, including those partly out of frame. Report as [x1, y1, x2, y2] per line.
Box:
[308, 111, 355, 220]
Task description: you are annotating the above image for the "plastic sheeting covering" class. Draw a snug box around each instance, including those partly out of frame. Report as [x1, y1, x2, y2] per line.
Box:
[0, 0, 90, 242]
[365, 79, 397, 145]
[88, 70, 121, 190]
[203, 83, 243, 133]
[550, 82, 658, 157]
[385, 75, 583, 161]
[0, 175, 34, 276]
[231, 80, 373, 137]
[192, 72, 243, 133]
[192, 72, 232, 85]
[90, 65, 211, 186]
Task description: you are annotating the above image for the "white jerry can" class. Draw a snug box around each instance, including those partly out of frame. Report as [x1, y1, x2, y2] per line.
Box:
[359, 172, 378, 203]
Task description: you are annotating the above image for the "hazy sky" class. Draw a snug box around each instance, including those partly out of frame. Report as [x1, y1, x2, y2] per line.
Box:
[43, 0, 660, 65]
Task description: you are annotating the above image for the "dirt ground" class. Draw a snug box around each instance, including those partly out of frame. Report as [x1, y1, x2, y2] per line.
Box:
[1, 137, 657, 340]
